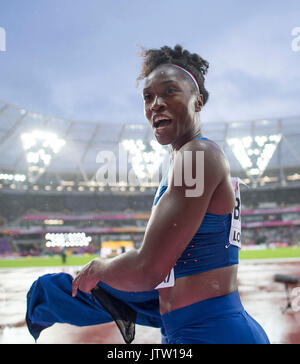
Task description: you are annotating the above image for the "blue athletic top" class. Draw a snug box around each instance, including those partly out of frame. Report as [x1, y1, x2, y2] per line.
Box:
[153, 137, 239, 279]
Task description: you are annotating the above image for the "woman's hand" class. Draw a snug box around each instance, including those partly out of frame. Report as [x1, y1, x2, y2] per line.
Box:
[72, 258, 103, 297]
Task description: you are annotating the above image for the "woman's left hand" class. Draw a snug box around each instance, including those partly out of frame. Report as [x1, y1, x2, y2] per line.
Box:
[72, 258, 103, 297]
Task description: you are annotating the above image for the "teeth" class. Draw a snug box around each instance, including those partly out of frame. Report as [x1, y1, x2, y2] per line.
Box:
[154, 116, 170, 122]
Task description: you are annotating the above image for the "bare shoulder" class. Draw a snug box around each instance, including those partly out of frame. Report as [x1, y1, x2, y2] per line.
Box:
[178, 138, 230, 177]
[168, 138, 230, 201]
[181, 137, 225, 156]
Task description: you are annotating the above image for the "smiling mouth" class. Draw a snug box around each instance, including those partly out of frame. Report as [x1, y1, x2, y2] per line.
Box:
[153, 119, 172, 128]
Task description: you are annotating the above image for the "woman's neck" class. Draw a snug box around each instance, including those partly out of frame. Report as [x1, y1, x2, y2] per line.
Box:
[170, 127, 202, 154]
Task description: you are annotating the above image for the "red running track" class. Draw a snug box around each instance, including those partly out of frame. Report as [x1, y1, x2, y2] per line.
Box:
[0, 259, 299, 344]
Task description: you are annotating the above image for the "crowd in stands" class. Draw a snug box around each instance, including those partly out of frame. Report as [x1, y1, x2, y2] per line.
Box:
[0, 193, 154, 223]
[243, 226, 300, 246]
[1, 186, 300, 257]
[1, 186, 300, 223]
[241, 186, 300, 209]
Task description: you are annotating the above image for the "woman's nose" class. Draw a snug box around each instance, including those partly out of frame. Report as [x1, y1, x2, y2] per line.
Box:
[151, 96, 166, 111]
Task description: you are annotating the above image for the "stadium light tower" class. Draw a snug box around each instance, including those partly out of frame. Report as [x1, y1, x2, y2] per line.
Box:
[21, 130, 65, 182]
[227, 133, 282, 180]
[121, 139, 167, 184]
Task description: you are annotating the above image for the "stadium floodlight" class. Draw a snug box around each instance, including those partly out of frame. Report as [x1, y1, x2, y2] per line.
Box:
[21, 130, 65, 181]
[121, 139, 167, 183]
[227, 138, 253, 169]
[287, 173, 300, 181]
[227, 134, 282, 178]
[260, 176, 278, 183]
[14, 174, 26, 182]
[0, 173, 26, 182]
[44, 219, 64, 225]
[45, 232, 92, 248]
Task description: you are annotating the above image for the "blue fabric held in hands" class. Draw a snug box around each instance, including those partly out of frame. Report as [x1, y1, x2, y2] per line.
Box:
[26, 272, 162, 341]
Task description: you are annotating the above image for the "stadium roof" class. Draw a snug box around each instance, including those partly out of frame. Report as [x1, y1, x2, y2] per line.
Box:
[1, 98, 300, 190]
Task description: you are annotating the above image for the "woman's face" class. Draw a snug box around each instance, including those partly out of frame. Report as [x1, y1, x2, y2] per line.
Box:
[143, 64, 201, 147]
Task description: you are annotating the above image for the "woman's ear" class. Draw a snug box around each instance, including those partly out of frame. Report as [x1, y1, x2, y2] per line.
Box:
[195, 94, 203, 112]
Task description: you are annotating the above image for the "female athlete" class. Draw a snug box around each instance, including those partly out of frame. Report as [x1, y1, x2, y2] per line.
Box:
[71, 45, 270, 344]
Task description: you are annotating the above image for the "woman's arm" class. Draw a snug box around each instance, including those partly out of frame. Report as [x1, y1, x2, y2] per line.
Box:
[72, 142, 228, 296]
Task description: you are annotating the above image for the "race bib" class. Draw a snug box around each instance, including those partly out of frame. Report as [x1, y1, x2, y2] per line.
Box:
[228, 177, 246, 249]
[155, 268, 175, 289]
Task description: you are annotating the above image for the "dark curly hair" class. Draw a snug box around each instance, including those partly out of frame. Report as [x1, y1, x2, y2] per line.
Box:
[138, 44, 209, 105]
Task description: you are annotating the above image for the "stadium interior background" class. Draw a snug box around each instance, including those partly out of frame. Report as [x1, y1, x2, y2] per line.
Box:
[0, 100, 300, 259]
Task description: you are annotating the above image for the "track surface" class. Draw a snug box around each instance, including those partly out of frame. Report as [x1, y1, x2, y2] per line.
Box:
[0, 259, 299, 344]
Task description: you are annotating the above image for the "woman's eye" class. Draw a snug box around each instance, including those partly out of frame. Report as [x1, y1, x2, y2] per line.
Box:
[166, 87, 176, 94]
[143, 94, 152, 101]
